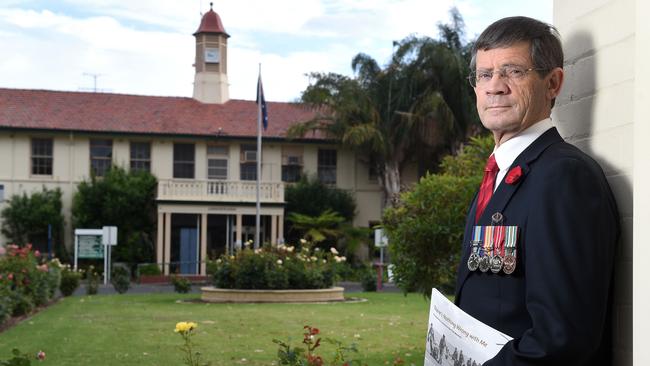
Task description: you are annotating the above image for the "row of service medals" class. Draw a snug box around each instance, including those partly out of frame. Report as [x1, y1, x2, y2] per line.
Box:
[467, 224, 518, 275]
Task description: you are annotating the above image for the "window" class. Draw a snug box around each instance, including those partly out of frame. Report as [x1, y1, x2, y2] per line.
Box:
[173, 143, 195, 179]
[31, 138, 53, 175]
[90, 139, 113, 177]
[130, 142, 151, 172]
[207, 145, 228, 180]
[240, 144, 258, 181]
[0, 184, 4, 202]
[368, 162, 379, 182]
[281, 146, 303, 183]
[318, 149, 337, 184]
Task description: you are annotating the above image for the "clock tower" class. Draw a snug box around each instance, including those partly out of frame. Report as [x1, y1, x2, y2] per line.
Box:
[192, 3, 229, 104]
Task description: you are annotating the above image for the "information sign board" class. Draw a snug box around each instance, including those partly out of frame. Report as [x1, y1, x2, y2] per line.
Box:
[78, 234, 104, 258]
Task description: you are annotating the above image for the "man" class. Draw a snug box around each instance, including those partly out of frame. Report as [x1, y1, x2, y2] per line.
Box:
[454, 17, 619, 365]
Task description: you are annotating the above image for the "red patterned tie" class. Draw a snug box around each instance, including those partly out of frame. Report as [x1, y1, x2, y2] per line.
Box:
[475, 154, 499, 223]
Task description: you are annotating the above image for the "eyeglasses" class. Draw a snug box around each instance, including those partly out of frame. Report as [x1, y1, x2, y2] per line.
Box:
[467, 66, 547, 88]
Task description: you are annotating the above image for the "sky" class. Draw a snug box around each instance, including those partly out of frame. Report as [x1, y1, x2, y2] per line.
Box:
[0, 0, 552, 102]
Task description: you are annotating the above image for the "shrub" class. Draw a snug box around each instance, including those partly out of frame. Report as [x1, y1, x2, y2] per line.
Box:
[212, 242, 344, 290]
[30, 270, 50, 307]
[72, 166, 158, 266]
[0, 187, 66, 259]
[0, 285, 13, 325]
[59, 266, 82, 297]
[383, 135, 492, 297]
[138, 263, 162, 277]
[171, 275, 191, 294]
[46, 260, 62, 299]
[360, 265, 377, 292]
[1, 348, 46, 365]
[85, 265, 101, 295]
[0, 244, 55, 308]
[284, 176, 358, 246]
[111, 265, 131, 294]
[273, 325, 361, 366]
[9, 291, 34, 317]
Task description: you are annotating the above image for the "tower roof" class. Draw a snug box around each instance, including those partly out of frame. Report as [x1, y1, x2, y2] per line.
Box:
[194, 3, 229, 37]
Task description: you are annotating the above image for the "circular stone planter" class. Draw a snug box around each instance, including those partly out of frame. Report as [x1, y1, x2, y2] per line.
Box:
[201, 286, 345, 303]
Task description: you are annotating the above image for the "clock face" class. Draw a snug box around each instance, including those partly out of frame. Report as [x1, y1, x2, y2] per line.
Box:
[205, 48, 220, 63]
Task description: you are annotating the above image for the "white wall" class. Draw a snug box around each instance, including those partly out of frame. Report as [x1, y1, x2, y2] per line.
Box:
[553, 0, 637, 364]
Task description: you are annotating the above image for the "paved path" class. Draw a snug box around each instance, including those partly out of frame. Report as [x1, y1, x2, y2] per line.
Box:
[72, 281, 402, 296]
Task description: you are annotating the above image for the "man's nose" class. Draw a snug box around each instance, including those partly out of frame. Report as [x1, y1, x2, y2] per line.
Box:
[484, 74, 509, 95]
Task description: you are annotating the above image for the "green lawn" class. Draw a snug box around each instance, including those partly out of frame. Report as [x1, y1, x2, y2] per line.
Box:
[0, 292, 430, 365]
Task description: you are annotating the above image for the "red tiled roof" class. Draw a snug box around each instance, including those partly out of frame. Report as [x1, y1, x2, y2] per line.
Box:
[0, 88, 324, 140]
[194, 8, 229, 37]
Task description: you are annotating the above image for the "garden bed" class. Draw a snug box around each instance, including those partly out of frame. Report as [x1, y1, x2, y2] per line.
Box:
[201, 286, 345, 303]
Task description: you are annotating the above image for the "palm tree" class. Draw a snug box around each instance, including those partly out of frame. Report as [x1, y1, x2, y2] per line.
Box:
[288, 9, 478, 207]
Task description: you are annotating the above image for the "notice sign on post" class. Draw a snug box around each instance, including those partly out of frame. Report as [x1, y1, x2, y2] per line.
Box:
[102, 226, 118, 246]
[74, 228, 104, 271]
[78, 234, 104, 258]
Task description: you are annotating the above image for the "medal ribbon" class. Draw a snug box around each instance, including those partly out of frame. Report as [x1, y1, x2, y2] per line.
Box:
[493, 225, 505, 257]
[471, 226, 484, 253]
[505, 226, 517, 255]
[483, 225, 493, 257]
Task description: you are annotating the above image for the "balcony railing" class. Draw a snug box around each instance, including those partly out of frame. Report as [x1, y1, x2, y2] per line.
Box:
[157, 179, 284, 203]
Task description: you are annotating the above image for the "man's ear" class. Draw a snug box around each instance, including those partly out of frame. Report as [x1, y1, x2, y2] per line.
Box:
[546, 67, 564, 100]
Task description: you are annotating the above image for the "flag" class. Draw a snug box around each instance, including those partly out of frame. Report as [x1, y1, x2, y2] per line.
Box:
[256, 75, 268, 130]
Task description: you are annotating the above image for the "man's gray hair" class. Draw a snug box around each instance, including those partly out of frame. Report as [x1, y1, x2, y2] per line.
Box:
[470, 16, 563, 77]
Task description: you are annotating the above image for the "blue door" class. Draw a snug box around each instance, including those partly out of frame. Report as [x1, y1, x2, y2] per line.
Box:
[180, 228, 198, 274]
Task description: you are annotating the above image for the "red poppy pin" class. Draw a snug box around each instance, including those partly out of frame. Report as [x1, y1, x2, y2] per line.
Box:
[505, 166, 523, 184]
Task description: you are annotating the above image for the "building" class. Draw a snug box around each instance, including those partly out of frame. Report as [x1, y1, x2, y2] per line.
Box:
[0, 6, 418, 275]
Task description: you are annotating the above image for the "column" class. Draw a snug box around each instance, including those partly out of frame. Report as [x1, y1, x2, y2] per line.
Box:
[271, 215, 278, 245]
[164, 212, 172, 275]
[156, 212, 164, 272]
[236, 213, 243, 249]
[200, 213, 208, 275]
[278, 214, 284, 243]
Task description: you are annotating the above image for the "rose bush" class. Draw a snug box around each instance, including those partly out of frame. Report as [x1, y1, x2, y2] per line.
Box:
[0, 244, 61, 320]
[212, 241, 346, 290]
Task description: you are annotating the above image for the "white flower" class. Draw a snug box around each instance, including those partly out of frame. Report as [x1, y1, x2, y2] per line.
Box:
[286, 246, 295, 253]
[300, 238, 307, 244]
[322, 259, 327, 264]
[254, 248, 263, 254]
[229, 255, 235, 260]
[314, 248, 320, 252]
[330, 247, 339, 255]
[216, 259, 222, 264]
[310, 256, 317, 261]
[276, 259, 283, 265]
[341, 256, 347, 262]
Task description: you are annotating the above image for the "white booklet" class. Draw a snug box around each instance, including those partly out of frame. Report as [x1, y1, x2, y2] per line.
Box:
[425, 288, 512, 366]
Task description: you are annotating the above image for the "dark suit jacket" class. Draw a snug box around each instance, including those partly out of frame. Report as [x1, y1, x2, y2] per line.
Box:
[454, 127, 619, 366]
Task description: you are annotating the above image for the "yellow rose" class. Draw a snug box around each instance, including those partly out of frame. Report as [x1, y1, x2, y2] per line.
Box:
[175, 321, 198, 334]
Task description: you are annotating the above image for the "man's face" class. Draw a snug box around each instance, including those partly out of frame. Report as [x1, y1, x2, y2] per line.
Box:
[473, 41, 553, 136]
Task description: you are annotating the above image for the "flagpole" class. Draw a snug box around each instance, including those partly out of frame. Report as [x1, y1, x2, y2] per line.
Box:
[255, 63, 262, 249]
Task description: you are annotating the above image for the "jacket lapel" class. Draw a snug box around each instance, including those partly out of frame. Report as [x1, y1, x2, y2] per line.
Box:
[454, 128, 564, 300]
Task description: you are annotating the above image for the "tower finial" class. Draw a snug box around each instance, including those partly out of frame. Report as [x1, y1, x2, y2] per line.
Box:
[210, 2, 213, 10]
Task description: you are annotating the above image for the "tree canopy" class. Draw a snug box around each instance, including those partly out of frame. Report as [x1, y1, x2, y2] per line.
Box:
[71, 166, 158, 264]
[289, 8, 479, 206]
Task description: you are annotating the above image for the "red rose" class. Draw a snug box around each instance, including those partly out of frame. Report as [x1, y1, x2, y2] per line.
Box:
[505, 166, 523, 184]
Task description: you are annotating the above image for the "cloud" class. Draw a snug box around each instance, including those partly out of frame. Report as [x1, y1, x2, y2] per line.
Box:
[0, 0, 552, 101]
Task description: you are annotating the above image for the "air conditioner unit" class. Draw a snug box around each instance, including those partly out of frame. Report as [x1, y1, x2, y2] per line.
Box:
[287, 156, 302, 165]
[243, 150, 257, 162]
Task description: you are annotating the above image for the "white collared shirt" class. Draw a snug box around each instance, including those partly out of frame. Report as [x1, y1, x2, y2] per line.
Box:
[493, 118, 554, 190]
